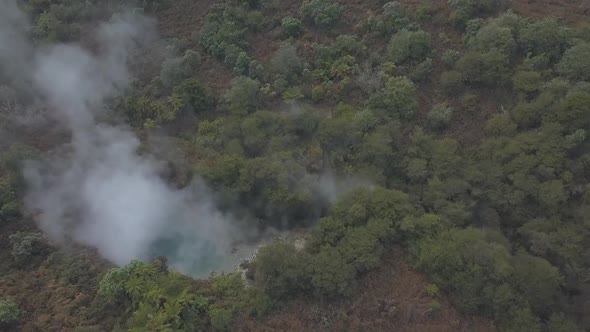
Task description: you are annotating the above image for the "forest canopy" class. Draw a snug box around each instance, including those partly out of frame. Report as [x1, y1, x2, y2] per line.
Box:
[0, 0, 589, 331]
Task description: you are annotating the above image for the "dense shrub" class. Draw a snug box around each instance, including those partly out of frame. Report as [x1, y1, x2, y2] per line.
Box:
[1, 145, 40, 193]
[467, 23, 515, 57]
[251, 187, 416, 299]
[456, 50, 510, 86]
[415, 2, 434, 22]
[99, 260, 212, 331]
[0, 298, 20, 325]
[98, 266, 131, 303]
[252, 241, 309, 300]
[199, 2, 261, 70]
[282, 87, 304, 103]
[409, 58, 433, 82]
[233, 51, 251, 75]
[9, 232, 46, 264]
[281, 17, 303, 38]
[337, 227, 383, 272]
[546, 313, 581, 332]
[308, 246, 356, 297]
[485, 113, 517, 137]
[413, 227, 561, 326]
[173, 79, 215, 114]
[269, 44, 304, 82]
[0, 178, 19, 220]
[367, 76, 417, 120]
[388, 29, 432, 64]
[441, 49, 461, 67]
[556, 90, 590, 130]
[223, 77, 261, 115]
[522, 53, 550, 71]
[32, 8, 81, 42]
[358, 1, 412, 37]
[518, 17, 570, 61]
[159, 50, 201, 88]
[448, 0, 509, 27]
[122, 93, 180, 128]
[427, 102, 454, 130]
[512, 70, 542, 94]
[0, 201, 19, 220]
[558, 42, 590, 82]
[300, 0, 343, 29]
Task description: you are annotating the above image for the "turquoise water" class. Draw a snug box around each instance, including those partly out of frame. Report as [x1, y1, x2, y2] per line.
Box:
[148, 232, 252, 277]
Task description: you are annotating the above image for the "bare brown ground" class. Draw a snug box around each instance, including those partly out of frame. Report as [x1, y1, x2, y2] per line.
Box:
[511, 0, 590, 24]
[240, 249, 496, 332]
[157, 0, 234, 92]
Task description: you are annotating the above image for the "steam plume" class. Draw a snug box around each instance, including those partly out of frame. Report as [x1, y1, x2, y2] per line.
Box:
[0, 1, 238, 275]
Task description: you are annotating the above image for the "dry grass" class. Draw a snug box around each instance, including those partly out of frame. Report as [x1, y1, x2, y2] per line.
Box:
[240, 248, 496, 332]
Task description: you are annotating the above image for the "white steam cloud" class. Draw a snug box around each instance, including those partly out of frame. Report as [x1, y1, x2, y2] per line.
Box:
[0, 1, 238, 275]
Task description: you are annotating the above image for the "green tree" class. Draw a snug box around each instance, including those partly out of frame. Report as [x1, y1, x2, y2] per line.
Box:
[209, 307, 233, 331]
[558, 42, 590, 81]
[448, 0, 509, 27]
[173, 79, 214, 114]
[467, 23, 515, 57]
[281, 17, 303, 38]
[9, 232, 46, 264]
[33, 12, 62, 41]
[224, 77, 261, 116]
[512, 70, 542, 94]
[98, 267, 131, 304]
[427, 102, 454, 130]
[399, 214, 447, 243]
[388, 29, 432, 64]
[309, 246, 355, 297]
[537, 180, 567, 209]
[500, 307, 541, 332]
[269, 44, 303, 82]
[0, 298, 20, 325]
[367, 76, 417, 120]
[160, 51, 201, 89]
[239, 111, 284, 156]
[518, 218, 587, 280]
[456, 50, 510, 85]
[200, 4, 249, 62]
[485, 113, 517, 137]
[300, 0, 343, 29]
[441, 49, 461, 67]
[511, 252, 562, 313]
[252, 241, 309, 300]
[234, 52, 251, 75]
[546, 313, 580, 332]
[556, 90, 590, 130]
[518, 17, 570, 61]
[338, 227, 383, 273]
[307, 217, 348, 251]
[412, 228, 514, 315]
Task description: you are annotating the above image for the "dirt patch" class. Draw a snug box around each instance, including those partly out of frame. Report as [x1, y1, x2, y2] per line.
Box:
[511, 0, 590, 24]
[240, 249, 496, 332]
[157, 0, 234, 91]
[157, 0, 217, 41]
[0, 218, 114, 332]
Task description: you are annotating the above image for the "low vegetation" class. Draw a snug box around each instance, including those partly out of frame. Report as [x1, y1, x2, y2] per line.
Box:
[1, 0, 589, 331]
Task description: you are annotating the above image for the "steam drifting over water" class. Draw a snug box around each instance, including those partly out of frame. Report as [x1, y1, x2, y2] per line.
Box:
[0, 0, 240, 276]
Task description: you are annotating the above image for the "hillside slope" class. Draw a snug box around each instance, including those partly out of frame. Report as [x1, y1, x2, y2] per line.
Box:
[0, 0, 588, 331]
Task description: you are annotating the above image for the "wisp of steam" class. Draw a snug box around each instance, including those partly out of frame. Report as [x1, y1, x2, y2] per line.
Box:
[0, 0, 241, 276]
